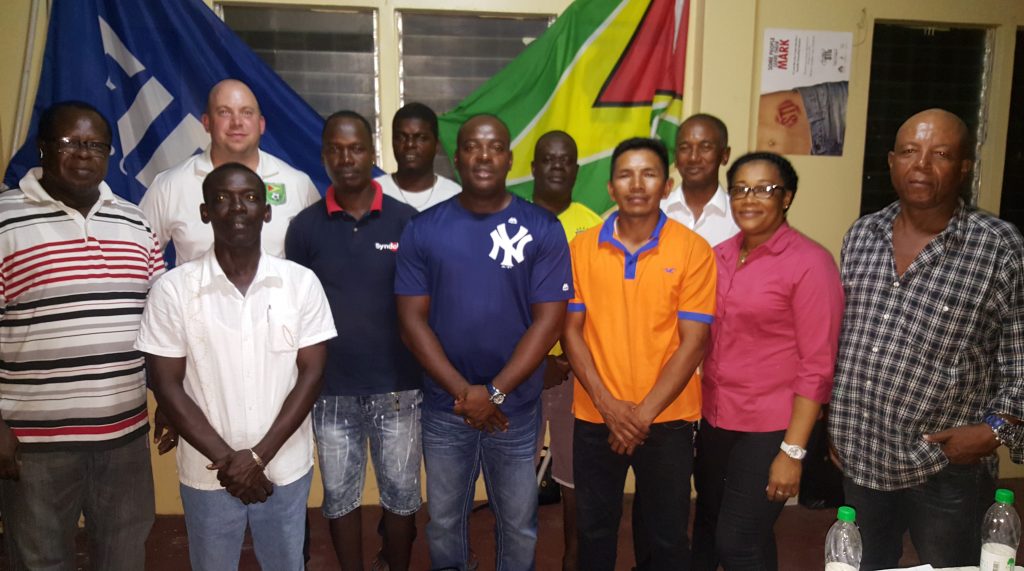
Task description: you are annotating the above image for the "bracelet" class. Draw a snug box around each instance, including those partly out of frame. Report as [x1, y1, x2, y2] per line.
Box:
[248, 448, 265, 468]
[984, 414, 1008, 446]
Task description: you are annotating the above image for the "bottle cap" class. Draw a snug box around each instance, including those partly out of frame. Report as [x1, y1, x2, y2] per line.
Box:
[837, 506, 856, 522]
[996, 488, 1015, 505]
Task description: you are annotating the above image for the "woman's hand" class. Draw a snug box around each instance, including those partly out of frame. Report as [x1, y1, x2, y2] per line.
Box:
[765, 451, 802, 502]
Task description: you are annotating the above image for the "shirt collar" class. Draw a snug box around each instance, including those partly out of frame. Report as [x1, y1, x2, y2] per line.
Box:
[869, 200, 968, 246]
[19, 167, 116, 208]
[663, 184, 729, 216]
[598, 210, 668, 246]
[194, 148, 275, 178]
[199, 247, 283, 295]
[719, 221, 795, 262]
[326, 180, 384, 216]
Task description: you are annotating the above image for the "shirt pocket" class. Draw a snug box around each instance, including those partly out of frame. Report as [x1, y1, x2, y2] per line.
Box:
[267, 304, 301, 353]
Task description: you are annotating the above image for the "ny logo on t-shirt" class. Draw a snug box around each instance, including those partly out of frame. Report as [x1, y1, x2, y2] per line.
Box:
[489, 222, 533, 268]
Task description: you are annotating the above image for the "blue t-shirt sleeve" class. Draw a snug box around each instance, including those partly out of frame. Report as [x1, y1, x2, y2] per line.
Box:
[395, 218, 429, 296]
[529, 217, 573, 304]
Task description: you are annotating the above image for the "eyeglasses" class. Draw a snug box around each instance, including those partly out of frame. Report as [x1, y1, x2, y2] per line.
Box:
[49, 137, 113, 157]
[728, 184, 786, 200]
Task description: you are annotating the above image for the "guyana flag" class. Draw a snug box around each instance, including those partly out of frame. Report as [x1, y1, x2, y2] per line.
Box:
[438, 0, 688, 214]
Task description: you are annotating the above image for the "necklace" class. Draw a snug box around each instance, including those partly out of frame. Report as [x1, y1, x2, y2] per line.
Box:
[395, 175, 436, 210]
[738, 248, 749, 266]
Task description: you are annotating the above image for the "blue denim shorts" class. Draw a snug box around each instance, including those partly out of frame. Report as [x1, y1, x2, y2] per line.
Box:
[313, 390, 423, 518]
[797, 80, 848, 156]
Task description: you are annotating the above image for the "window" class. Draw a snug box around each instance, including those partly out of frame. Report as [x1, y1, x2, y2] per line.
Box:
[860, 24, 991, 216]
[221, 6, 379, 148]
[999, 28, 1024, 232]
[398, 12, 551, 177]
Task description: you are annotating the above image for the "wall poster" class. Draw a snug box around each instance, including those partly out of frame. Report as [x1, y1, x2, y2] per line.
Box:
[757, 28, 852, 157]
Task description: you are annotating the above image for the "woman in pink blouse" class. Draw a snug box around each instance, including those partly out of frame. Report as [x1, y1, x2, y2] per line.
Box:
[692, 152, 844, 570]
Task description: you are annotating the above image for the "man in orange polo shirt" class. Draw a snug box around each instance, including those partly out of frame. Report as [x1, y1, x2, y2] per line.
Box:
[563, 137, 715, 571]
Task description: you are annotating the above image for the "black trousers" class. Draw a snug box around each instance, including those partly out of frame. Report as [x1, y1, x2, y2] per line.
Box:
[692, 422, 787, 571]
[574, 419, 695, 571]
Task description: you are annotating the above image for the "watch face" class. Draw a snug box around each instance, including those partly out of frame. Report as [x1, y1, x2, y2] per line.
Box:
[491, 393, 505, 405]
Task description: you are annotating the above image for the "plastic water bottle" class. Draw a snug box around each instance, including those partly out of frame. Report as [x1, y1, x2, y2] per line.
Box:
[825, 506, 862, 571]
[981, 488, 1020, 571]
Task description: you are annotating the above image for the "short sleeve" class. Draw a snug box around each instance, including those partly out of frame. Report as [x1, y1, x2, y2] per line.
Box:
[529, 218, 573, 304]
[676, 235, 716, 323]
[394, 219, 429, 296]
[134, 275, 187, 358]
[296, 270, 337, 348]
[297, 173, 322, 208]
[284, 211, 311, 269]
[147, 228, 166, 284]
[140, 173, 171, 256]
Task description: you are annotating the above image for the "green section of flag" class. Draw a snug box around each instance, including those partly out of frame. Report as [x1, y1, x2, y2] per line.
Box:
[438, 0, 622, 151]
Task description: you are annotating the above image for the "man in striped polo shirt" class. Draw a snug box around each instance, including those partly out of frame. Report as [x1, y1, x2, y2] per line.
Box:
[0, 101, 165, 570]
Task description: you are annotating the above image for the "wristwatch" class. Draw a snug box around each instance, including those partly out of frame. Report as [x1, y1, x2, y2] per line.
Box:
[486, 383, 506, 406]
[779, 441, 807, 460]
[984, 412, 1015, 446]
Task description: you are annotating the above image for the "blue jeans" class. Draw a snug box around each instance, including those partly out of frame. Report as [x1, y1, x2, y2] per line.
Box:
[422, 402, 540, 571]
[574, 419, 695, 571]
[843, 462, 995, 570]
[180, 468, 313, 571]
[313, 390, 423, 518]
[796, 80, 848, 156]
[0, 435, 154, 571]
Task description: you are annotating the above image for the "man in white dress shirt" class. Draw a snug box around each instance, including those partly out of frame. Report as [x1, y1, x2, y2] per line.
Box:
[660, 113, 739, 247]
[141, 79, 320, 264]
[136, 163, 336, 571]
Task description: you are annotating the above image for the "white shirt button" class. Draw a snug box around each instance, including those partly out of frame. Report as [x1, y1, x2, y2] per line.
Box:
[892, 281, 900, 288]
[882, 314, 890, 320]
[872, 347, 879, 353]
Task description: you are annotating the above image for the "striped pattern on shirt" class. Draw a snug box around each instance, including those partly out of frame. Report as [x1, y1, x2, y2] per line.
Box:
[0, 175, 164, 451]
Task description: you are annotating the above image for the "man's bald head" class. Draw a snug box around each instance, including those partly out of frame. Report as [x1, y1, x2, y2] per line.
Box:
[207, 79, 260, 115]
[202, 79, 265, 161]
[456, 114, 510, 147]
[535, 130, 575, 152]
[888, 108, 973, 211]
[895, 108, 970, 157]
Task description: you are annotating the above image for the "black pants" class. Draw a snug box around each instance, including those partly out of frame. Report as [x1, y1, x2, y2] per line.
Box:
[692, 422, 787, 571]
[842, 463, 994, 570]
[574, 419, 694, 571]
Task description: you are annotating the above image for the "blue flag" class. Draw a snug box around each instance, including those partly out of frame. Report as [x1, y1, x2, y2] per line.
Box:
[3, 0, 335, 203]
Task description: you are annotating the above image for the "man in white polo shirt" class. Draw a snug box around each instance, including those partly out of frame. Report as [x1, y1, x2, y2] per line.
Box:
[136, 163, 336, 571]
[141, 78, 320, 264]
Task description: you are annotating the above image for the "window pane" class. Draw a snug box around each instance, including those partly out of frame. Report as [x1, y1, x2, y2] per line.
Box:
[399, 12, 551, 177]
[860, 24, 990, 216]
[222, 6, 377, 130]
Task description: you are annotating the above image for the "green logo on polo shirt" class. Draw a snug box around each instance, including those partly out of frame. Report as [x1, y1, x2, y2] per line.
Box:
[266, 183, 287, 205]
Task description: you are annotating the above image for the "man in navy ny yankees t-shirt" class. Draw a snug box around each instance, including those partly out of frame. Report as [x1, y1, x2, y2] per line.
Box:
[396, 114, 572, 571]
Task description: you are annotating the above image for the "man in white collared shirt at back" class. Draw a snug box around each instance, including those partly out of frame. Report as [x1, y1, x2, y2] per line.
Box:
[141, 79, 320, 265]
[660, 113, 739, 247]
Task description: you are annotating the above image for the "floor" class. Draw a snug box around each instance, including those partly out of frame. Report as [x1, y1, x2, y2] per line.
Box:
[6, 479, 1024, 570]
